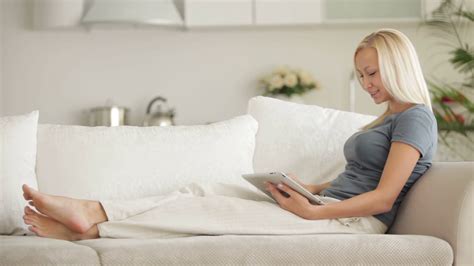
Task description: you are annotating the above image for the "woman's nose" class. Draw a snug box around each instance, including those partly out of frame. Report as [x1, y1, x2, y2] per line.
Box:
[362, 78, 372, 90]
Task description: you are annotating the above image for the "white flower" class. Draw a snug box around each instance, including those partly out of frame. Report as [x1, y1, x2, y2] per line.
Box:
[284, 73, 298, 87]
[260, 66, 319, 95]
[272, 65, 291, 76]
[298, 70, 314, 86]
[269, 74, 284, 90]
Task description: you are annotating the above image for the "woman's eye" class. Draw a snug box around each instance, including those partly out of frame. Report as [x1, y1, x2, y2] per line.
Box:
[369, 71, 376, 76]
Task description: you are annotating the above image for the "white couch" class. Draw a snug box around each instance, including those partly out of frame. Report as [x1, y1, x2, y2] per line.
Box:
[1, 97, 472, 265]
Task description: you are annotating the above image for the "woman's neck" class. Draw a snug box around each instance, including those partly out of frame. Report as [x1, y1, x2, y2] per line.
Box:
[388, 101, 416, 115]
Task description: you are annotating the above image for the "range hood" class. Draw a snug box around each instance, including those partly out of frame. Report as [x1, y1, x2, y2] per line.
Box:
[82, 0, 183, 26]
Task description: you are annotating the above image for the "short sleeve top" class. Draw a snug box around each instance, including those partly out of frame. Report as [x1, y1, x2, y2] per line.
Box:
[320, 104, 438, 227]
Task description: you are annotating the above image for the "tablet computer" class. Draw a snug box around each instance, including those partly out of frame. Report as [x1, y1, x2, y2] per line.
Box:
[242, 172, 325, 205]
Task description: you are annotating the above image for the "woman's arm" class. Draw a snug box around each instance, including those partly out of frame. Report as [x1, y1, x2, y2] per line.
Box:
[268, 141, 421, 220]
[310, 182, 331, 195]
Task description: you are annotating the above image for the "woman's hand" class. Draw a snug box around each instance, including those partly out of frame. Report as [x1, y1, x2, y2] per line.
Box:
[265, 182, 317, 220]
[286, 173, 319, 194]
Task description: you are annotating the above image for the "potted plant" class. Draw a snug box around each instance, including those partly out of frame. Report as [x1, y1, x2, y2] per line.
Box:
[422, 0, 473, 160]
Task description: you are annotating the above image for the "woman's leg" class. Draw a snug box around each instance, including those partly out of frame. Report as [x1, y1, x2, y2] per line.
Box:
[23, 207, 99, 240]
[22, 182, 274, 239]
[22, 185, 107, 233]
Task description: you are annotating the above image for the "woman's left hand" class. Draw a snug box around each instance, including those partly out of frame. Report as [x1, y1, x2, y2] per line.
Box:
[265, 182, 316, 220]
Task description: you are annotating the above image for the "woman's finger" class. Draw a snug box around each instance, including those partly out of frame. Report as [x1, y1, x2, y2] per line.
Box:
[276, 183, 296, 197]
[278, 183, 310, 204]
[266, 183, 287, 206]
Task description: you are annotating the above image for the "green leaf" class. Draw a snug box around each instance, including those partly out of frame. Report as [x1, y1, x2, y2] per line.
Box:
[455, 10, 474, 22]
[450, 48, 474, 73]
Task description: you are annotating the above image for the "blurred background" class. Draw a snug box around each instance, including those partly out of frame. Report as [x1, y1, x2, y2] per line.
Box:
[0, 0, 472, 160]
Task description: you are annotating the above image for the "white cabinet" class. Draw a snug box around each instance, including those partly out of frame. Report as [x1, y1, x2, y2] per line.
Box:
[255, 0, 322, 25]
[31, 0, 443, 30]
[184, 0, 253, 27]
[323, 0, 424, 23]
[33, 0, 84, 29]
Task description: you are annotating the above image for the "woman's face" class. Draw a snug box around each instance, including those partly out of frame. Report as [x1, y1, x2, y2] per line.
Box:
[355, 47, 392, 104]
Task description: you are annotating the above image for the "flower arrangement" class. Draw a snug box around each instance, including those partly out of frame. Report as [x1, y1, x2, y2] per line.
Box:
[260, 66, 320, 97]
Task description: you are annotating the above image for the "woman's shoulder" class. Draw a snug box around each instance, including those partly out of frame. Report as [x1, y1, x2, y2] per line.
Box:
[395, 104, 436, 124]
[390, 104, 438, 158]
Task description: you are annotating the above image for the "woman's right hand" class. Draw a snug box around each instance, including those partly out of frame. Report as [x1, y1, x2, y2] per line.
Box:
[285, 173, 319, 194]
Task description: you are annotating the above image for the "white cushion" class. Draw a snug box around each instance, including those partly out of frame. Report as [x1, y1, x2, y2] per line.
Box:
[0, 111, 39, 235]
[248, 96, 376, 184]
[36, 115, 257, 200]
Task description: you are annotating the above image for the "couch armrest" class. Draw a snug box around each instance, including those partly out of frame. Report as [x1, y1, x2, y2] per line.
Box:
[389, 162, 473, 266]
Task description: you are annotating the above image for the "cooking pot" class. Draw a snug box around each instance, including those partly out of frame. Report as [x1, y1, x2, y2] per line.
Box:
[89, 106, 129, 127]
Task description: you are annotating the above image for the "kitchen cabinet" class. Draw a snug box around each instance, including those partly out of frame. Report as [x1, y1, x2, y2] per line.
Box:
[323, 0, 424, 23]
[184, 0, 253, 27]
[254, 0, 322, 25]
[33, 0, 84, 29]
[32, 0, 444, 30]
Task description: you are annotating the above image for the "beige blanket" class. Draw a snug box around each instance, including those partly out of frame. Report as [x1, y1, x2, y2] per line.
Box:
[98, 183, 387, 239]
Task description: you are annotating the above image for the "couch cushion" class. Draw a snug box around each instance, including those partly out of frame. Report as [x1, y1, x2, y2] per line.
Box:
[247, 96, 375, 184]
[36, 115, 257, 200]
[0, 236, 100, 265]
[0, 111, 39, 235]
[77, 234, 452, 265]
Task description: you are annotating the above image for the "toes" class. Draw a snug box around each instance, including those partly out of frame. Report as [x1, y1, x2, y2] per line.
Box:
[22, 185, 32, 199]
[22, 184, 39, 199]
[24, 207, 41, 220]
[23, 216, 32, 225]
[23, 192, 31, 201]
[28, 225, 39, 235]
[24, 206, 35, 215]
[28, 201, 35, 207]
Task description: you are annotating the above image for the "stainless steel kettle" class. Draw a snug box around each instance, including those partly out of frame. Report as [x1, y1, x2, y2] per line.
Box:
[143, 96, 175, 127]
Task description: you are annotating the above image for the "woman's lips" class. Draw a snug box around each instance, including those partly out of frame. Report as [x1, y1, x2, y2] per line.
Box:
[370, 90, 380, 98]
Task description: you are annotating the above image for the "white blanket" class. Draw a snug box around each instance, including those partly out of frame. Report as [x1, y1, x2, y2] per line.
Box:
[98, 183, 387, 239]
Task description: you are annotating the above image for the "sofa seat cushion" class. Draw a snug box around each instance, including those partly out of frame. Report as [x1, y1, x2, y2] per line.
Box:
[0, 236, 100, 265]
[77, 234, 453, 265]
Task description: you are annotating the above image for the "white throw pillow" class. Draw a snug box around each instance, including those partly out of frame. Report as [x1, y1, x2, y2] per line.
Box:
[0, 111, 39, 235]
[247, 96, 376, 185]
[36, 115, 257, 200]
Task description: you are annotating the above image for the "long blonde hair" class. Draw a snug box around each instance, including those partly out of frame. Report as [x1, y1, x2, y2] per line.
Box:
[355, 29, 432, 130]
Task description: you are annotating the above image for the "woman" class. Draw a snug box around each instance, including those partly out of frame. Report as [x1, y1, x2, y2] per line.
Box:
[22, 28, 437, 240]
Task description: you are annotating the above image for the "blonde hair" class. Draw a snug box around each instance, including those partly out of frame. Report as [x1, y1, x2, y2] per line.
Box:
[354, 28, 432, 130]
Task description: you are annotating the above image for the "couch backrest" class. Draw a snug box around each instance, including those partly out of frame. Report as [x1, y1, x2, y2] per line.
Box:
[35, 97, 378, 200]
[36, 115, 258, 200]
[248, 96, 376, 184]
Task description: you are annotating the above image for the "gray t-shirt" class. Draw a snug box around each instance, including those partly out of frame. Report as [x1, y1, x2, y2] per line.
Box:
[321, 104, 437, 227]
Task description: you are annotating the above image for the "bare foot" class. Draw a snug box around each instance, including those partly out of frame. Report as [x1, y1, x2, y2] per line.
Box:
[22, 185, 107, 233]
[23, 207, 99, 241]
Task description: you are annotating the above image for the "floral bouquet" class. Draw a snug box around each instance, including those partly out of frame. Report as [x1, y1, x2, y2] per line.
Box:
[260, 66, 319, 97]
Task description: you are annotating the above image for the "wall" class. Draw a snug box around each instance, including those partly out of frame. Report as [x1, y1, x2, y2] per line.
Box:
[0, 0, 3, 116]
[1, 0, 459, 126]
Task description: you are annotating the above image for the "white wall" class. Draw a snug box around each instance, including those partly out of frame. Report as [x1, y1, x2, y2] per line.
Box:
[1, 0, 458, 125]
[0, 0, 3, 116]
